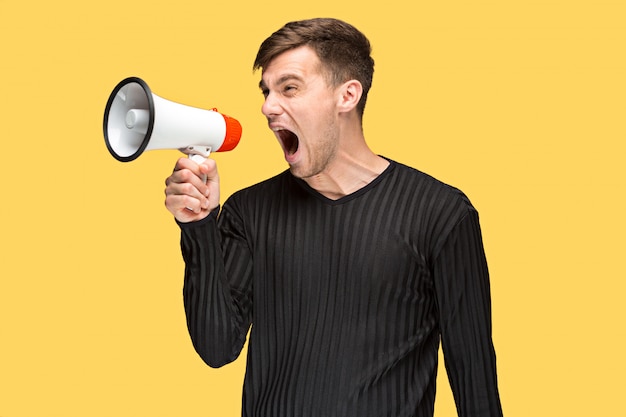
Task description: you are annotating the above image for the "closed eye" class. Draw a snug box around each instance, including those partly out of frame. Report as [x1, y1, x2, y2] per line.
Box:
[283, 85, 298, 96]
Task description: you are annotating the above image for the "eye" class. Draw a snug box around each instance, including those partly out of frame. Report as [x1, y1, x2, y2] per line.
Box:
[283, 85, 297, 95]
[261, 88, 269, 98]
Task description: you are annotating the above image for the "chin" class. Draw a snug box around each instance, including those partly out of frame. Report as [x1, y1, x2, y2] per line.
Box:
[289, 163, 323, 181]
[288, 164, 306, 179]
[287, 162, 310, 179]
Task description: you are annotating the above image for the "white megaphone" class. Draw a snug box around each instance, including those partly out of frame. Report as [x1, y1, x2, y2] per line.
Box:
[103, 77, 242, 164]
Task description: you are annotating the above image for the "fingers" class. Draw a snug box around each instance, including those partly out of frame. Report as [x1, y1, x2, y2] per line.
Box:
[164, 157, 220, 222]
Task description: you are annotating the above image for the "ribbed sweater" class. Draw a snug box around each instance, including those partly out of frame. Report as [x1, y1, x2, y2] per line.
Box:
[178, 159, 503, 417]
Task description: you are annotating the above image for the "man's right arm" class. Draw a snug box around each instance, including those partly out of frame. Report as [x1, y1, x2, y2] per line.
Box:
[165, 157, 252, 368]
[178, 209, 252, 368]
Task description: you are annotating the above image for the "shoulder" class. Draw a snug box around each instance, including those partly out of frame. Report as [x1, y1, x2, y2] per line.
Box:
[385, 159, 483, 260]
[222, 170, 297, 211]
[386, 159, 475, 214]
[233, 170, 294, 197]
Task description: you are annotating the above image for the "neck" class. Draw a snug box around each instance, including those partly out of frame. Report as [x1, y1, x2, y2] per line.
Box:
[302, 146, 389, 200]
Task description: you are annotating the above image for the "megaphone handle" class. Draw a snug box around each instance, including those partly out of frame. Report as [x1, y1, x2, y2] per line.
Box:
[188, 153, 210, 183]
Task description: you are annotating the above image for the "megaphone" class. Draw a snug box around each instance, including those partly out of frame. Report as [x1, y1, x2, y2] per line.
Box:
[103, 77, 242, 163]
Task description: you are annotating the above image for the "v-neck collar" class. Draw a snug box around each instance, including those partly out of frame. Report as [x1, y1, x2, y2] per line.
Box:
[291, 157, 396, 206]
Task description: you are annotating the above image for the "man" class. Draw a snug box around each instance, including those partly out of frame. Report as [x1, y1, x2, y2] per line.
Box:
[164, 18, 503, 417]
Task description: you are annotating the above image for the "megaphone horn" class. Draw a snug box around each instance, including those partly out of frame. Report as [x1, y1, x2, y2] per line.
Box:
[103, 77, 242, 163]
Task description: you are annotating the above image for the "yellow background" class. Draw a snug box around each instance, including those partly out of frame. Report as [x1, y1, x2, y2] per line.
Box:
[1, 0, 624, 416]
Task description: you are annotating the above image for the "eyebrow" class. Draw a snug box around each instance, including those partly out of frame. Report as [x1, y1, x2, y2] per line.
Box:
[259, 74, 304, 90]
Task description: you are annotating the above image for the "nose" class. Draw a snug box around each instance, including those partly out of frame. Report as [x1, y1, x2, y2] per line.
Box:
[261, 91, 282, 118]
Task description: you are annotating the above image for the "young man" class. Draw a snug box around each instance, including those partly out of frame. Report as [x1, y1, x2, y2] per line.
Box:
[164, 18, 503, 417]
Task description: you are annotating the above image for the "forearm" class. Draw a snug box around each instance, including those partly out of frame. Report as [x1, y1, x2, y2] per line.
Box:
[179, 210, 250, 368]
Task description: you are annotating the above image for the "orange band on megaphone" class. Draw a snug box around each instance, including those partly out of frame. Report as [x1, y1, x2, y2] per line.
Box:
[218, 113, 243, 152]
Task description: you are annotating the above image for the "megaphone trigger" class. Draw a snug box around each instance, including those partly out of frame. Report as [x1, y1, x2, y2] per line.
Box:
[183, 145, 212, 162]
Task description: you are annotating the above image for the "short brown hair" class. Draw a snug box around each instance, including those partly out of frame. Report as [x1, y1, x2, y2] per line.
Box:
[253, 18, 375, 119]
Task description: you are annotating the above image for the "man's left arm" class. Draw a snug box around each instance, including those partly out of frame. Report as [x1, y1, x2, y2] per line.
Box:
[433, 208, 504, 417]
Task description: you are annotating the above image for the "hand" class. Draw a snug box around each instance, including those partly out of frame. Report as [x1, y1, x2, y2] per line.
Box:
[164, 157, 220, 223]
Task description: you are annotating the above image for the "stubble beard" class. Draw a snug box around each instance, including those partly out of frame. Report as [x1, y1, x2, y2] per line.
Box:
[289, 119, 338, 180]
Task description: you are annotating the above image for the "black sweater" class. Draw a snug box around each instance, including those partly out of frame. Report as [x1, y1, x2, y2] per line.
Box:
[178, 159, 503, 417]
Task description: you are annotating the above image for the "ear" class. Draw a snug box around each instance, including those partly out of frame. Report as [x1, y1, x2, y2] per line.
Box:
[337, 80, 363, 114]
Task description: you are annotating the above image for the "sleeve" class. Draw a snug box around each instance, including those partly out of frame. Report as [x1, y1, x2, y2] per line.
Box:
[178, 201, 254, 368]
[432, 208, 504, 417]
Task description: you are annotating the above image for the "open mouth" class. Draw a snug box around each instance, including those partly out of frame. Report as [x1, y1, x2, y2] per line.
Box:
[276, 129, 299, 155]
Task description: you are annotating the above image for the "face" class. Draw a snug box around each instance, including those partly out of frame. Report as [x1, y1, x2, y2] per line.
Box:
[260, 46, 340, 179]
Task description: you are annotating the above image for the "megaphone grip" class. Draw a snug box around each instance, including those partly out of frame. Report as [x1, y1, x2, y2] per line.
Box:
[188, 153, 209, 184]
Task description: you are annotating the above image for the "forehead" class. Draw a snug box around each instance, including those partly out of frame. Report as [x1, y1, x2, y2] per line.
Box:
[260, 46, 324, 87]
